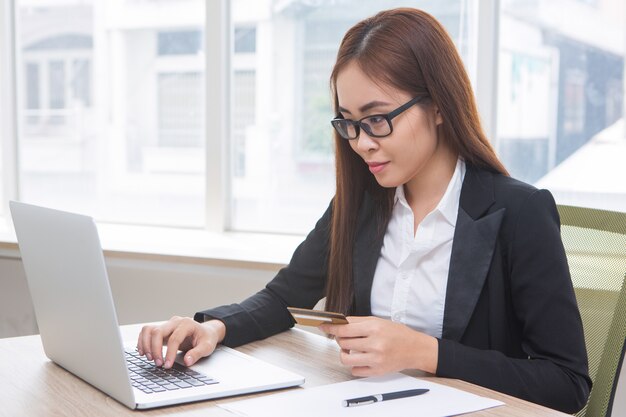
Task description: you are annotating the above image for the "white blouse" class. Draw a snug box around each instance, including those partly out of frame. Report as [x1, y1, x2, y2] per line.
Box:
[370, 159, 466, 338]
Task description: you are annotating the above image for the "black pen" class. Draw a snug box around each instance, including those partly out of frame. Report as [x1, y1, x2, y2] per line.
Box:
[342, 388, 429, 407]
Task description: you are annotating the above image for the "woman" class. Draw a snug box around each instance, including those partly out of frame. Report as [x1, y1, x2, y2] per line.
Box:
[137, 8, 591, 413]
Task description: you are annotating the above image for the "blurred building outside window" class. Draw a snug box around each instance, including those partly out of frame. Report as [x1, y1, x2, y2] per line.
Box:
[9, 0, 625, 235]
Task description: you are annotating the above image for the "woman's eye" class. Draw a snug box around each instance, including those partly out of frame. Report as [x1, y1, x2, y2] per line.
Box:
[367, 115, 385, 125]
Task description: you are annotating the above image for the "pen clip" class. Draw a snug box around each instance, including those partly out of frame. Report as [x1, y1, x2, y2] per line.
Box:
[342, 399, 376, 407]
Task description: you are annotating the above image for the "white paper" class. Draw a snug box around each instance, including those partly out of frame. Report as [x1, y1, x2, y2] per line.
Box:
[218, 373, 504, 417]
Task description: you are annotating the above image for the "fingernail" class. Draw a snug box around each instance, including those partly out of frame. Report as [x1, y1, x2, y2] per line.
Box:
[137, 348, 143, 355]
[185, 355, 193, 365]
[146, 352, 153, 360]
[155, 358, 162, 367]
[164, 360, 171, 369]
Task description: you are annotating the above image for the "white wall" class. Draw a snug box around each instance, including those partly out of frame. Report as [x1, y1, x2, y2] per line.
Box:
[0, 253, 279, 338]
[0, 256, 38, 337]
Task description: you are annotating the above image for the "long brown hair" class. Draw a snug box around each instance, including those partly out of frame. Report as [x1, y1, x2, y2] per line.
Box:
[325, 8, 508, 315]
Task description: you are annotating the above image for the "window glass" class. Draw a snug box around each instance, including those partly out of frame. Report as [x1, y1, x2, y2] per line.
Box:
[25, 63, 40, 110]
[157, 72, 203, 148]
[16, 0, 206, 226]
[230, 0, 475, 234]
[498, 0, 625, 211]
[234, 27, 256, 53]
[157, 30, 202, 56]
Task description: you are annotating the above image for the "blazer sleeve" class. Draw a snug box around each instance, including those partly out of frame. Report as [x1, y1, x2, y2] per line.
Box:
[436, 189, 592, 414]
[193, 200, 332, 347]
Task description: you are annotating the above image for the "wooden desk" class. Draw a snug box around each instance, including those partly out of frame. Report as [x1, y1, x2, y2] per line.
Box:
[0, 324, 570, 416]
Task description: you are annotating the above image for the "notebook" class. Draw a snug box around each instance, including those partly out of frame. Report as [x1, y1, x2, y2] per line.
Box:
[10, 201, 304, 409]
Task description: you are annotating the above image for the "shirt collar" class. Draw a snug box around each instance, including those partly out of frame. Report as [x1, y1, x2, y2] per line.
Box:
[437, 158, 466, 226]
[393, 158, 466, 226]
[394, 182, 409, 207]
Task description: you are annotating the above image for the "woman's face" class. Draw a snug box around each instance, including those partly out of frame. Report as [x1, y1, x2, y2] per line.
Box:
[335, 61, 444, 189]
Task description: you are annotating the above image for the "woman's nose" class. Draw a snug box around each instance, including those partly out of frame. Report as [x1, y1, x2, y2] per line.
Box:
[355, 131, 379, 152]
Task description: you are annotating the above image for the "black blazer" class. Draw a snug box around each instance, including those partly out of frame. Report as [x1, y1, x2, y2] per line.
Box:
[196, 164, 591, 413]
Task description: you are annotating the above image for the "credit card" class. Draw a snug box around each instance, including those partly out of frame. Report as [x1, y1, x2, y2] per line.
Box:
[287, 307, 348, 326]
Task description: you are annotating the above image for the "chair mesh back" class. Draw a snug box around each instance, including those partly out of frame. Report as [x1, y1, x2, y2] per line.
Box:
[596, 284, 626, 417]
[558, 205, 626, 417]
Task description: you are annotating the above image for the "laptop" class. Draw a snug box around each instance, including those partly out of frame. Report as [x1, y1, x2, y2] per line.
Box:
[9, 201, 305, 409]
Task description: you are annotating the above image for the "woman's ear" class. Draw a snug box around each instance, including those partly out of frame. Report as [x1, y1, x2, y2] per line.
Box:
[434, 106, 443, 126]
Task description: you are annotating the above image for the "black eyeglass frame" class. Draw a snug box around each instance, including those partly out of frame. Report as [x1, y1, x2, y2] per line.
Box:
[331, 95, 426, 140]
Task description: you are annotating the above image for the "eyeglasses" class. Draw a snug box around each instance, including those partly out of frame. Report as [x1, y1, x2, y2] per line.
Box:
[331, 96, 426, 140]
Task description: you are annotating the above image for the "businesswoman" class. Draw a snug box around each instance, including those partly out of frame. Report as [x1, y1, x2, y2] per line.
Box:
[137, 8, 591, 413]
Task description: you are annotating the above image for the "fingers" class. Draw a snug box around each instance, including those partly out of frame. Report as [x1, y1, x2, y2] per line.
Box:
[163, 326, 186, 368]
[136, 317, 179, 366]
[339, 349, 370, 367]
[137, 325, 152, 359]
[336, 336, 368, 353]
[136, 317, 222, 369]
[319, 322, 367, 338]
[138, 323, 172, 361]
[183, 341, 217, 366]
[344, 316, 368, 323]
[319, 316, 379, 339]
[150, 326, 167, 366]
[338, 348, 382, 377]
[181, 321, 224, 366]
[322, 317, 415, 377]
[351, 366, 376, 377]
[163, 318, 200, 368]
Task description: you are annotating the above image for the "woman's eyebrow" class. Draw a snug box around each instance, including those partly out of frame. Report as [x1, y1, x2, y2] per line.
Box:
[338, 100, 391, 115]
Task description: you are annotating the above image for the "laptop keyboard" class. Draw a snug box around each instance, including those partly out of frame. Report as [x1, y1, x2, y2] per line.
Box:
[125, 349, 219, 394]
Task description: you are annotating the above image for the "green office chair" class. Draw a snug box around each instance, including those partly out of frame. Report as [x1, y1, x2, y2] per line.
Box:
[558, 204, 626, 417]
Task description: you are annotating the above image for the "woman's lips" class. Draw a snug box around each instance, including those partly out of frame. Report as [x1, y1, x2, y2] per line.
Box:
[367, 161, 389, 174]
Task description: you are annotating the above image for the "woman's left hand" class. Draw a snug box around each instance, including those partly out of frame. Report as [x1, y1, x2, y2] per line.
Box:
[319, 316, 439, 377]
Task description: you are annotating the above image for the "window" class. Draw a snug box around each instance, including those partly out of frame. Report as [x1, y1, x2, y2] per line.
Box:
[234, 27, 256, 53]
[157, 72, 204, 148]
[232, 70, 256, 178]
[25, 63, 39, 110]
[48, 61, 65, 109]
[229, 0, 476, 234]
[4, 0, 623, 238]
[15, 0, 206, 227]
[497, 0, 625, 211]
[72, 59, 91, 106]
[157, 31, 202, 56]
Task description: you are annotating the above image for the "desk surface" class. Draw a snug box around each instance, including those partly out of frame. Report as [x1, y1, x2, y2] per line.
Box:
[0, 324, 570, 417]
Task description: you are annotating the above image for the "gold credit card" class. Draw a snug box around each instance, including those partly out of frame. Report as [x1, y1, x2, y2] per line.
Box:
[287, 307, 348, 326]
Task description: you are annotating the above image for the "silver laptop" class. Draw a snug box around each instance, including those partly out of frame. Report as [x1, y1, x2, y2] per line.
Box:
[10, 201, 304, 409]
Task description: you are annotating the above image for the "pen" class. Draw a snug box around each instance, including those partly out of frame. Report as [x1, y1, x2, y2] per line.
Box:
[342, 388, 429, 407]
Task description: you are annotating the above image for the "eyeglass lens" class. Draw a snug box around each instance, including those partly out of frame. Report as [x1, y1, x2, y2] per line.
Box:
[334, 116, 391, 139]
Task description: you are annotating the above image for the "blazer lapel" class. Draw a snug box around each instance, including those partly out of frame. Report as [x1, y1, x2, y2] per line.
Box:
[350, 165, 505, 328]
[442, 165, 504, 341]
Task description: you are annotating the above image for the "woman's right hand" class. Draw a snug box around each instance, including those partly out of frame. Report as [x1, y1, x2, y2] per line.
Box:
[136, 316, 226, 369]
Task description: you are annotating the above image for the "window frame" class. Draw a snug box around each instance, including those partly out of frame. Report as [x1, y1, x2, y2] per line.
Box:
[205, 0, 230, 232]
[0, 0, 19, 217]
